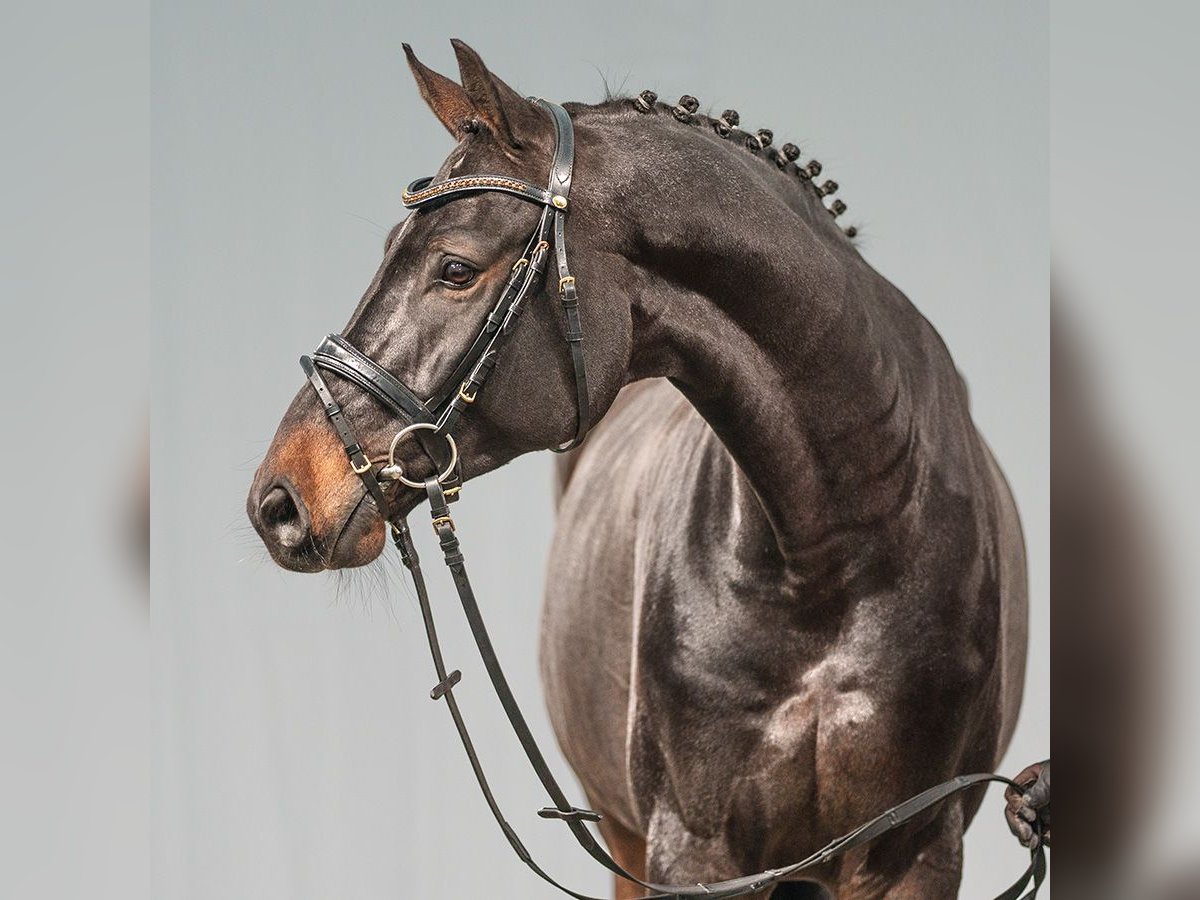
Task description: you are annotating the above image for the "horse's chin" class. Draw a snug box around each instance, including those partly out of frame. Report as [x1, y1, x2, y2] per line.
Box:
[383, 483, 429, 520]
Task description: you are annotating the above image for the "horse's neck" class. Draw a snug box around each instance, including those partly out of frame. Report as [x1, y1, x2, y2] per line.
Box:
[626, 193, 936, 585]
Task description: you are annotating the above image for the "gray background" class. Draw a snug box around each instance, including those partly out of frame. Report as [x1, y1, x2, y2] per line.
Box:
[1, 2, 149, 900]
[152, 2, 1047, 898]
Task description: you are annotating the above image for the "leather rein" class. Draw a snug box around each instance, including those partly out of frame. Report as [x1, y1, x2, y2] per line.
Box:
[296, 99, 1046, 899]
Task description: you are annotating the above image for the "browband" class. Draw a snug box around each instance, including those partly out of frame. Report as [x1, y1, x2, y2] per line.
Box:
[402, 174, 558, 209]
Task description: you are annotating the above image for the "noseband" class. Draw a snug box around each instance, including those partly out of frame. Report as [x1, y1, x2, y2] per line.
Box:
[292, 99, 1045, 900]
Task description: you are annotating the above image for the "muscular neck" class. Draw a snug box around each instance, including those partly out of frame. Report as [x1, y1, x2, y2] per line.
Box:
[619, 157, 926, 582]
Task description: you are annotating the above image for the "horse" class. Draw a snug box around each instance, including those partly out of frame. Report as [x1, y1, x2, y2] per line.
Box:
[247, 40, 1028, 899]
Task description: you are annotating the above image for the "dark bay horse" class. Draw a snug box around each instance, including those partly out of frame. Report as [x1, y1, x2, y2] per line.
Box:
[248, 41, 1027, 899]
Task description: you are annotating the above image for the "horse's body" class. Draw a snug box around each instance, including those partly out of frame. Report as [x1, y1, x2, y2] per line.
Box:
[248, 42, 1029, 899]
[543, 368, 1026, 897]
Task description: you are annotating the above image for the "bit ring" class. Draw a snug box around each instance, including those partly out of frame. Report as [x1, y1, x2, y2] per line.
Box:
[384, 423, 458, 489]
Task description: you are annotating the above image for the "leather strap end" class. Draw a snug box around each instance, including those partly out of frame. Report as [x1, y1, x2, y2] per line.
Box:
[430, 669, 462, 701]
[537, 806, 602, 823]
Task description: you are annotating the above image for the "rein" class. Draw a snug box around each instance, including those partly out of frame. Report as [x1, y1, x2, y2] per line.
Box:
[297, 99, 1045, 899]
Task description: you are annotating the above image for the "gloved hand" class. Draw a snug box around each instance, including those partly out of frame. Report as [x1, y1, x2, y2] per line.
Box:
[1005, 759, 1050, 849]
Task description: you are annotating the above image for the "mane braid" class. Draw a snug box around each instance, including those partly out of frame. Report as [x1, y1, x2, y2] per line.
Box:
[623, 89, 860, 243]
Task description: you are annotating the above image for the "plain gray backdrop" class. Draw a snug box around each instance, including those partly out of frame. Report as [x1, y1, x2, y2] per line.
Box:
[152, 2, 1048, 897]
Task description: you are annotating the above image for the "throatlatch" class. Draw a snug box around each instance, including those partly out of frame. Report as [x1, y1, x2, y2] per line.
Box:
[297, 99, 1045, 900]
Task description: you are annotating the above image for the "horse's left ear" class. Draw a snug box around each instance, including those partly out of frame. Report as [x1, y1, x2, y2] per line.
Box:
[450, 39, 542, 151]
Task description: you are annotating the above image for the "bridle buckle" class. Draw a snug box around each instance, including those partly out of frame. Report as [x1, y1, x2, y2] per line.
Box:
[351, 458, 372, 475]
[558, 275, 576, 296]
[458, 381, 478, 404]
[430, 514, 455, 534]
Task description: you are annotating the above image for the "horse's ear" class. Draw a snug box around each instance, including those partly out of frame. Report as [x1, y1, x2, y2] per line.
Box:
[403, 43, 477, 138]
[450, 38, 541, 151]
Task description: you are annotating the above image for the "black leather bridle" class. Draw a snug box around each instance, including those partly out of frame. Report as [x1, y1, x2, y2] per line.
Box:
[301, 99, 587, 508]
[294, 99, 1045, 899]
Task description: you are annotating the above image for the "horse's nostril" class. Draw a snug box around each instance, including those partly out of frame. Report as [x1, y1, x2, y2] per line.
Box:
[259, 486, 295, 525]
[259, 484, 308, 549]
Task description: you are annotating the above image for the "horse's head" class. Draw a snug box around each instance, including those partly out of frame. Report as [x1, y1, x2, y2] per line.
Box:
[248, 41, 633, 571]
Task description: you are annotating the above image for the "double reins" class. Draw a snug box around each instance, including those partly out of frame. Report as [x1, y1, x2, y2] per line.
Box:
[297, 99, 1046, 900]
[391, 479, 1046, 899]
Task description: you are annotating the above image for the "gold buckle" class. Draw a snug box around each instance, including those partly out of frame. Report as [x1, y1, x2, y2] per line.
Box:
[444, 486, 461, 499]
[458, 381, 478, 404]
[431, 515, 455, 533]
[558, 275, 576, 295]
[352, 457, 372, 475]
[534, 240, 549, 254]
[511, 257, 529, 273]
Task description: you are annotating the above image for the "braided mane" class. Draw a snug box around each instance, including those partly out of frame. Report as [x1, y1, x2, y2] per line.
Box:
[587, 89, 858, 242]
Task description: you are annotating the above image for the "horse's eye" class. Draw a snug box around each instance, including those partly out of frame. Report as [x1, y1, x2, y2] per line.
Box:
[440, 259, 477, 286]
